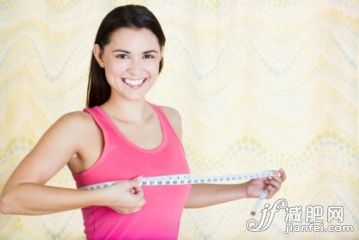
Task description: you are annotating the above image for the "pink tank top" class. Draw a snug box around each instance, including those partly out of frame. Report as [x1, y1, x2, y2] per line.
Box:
[72, 103, 191, 240]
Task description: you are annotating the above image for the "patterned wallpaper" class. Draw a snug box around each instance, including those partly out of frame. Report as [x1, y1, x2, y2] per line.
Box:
[0, 0, 358, 239]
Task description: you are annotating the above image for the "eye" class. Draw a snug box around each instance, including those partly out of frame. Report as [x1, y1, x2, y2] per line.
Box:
[143, 54, 155, 59]
[116, 54, 128, 59]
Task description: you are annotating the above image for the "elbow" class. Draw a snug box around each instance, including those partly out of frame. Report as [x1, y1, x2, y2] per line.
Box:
[0, 194, 12, 214]
[0, 190, 21, 215]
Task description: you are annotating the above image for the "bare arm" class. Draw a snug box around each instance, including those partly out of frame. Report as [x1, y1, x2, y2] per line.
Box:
[0, 112, 144, 215]
[1, 184, 103, 215]
[184, 183, 248, 208]
[161, 106, 287, 209]
[185, 169, 286, 208]
[0, 113, 99, 215]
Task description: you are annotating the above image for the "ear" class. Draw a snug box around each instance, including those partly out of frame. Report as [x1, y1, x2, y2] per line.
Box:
[93, 44, 105, 68]
[159, 47, 165, 59]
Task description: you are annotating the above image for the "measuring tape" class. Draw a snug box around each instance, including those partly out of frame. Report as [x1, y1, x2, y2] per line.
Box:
[81, 170, 275, 215]
[81, 170, 275, 190]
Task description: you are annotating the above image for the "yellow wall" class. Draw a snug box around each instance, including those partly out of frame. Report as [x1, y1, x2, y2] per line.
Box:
[0, 0, 358, 239]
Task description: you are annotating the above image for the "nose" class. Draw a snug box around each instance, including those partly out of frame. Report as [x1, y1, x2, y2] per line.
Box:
[127, 58, 143, 75]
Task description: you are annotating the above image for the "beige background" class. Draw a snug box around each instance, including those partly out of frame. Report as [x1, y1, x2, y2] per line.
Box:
[0, 0, 358, 239]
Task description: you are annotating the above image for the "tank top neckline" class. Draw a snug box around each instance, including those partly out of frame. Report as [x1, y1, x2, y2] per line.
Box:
[93, 102, 167, 153]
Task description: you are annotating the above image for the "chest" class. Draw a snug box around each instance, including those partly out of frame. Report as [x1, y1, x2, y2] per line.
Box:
[112, 116, 163, 150]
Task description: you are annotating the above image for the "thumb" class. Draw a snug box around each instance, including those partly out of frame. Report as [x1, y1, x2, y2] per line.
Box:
[130, 176, 143, 186]
[129, 176, 143, 194]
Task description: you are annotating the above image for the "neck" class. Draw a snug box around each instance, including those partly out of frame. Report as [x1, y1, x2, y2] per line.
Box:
[101, 95, 151, 124]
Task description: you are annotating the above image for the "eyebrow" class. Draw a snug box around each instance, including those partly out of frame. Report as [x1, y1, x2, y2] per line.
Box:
[112, 49, 159, 54]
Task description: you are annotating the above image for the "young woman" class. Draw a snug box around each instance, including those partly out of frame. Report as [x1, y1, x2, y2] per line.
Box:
[0, 5, 286, 240]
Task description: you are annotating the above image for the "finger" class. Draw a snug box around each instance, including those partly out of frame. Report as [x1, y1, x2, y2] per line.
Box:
[265, 179, 281, 189]
[271, 169, 286, 182]
[130, 198, 145, 208]
[121, 206, 142, 213]
[131, 176, 143, 186]
[131, 187, 140, 194]
[128, 203, 144, 213]
[130, 207, 142, 213]
[265, 181, 279, 193]
[270, 175, 283, 184]
[133, 187, 144, 197]
[266, 185, 273, 198]
[131, 191, 146, 207]
[118, 207, 141, 214]
[137, 197, 146, 207]
[271, 169, 279, 177]
[118, 197, 145, 211]
[129, 176, 143, 194]
[279, 168, 286, 181]
[266, 185, 276, 198]
[131, 185, 144, 195]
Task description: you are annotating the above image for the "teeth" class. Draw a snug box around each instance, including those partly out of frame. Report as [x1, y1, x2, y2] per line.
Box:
[123, 78, 145, 86]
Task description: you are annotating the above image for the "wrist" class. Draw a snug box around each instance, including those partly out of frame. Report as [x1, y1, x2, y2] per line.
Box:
[242, 182, 250, 198]
[235, 183, 249, 199]
[81, 188, 107, 207]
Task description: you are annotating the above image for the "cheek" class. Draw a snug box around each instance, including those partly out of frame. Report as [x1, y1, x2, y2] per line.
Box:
[109, 60, 127, 71]
[104, 61, 127, 77]
[144, 60, 161, 73]
[104, 66, 122, 85]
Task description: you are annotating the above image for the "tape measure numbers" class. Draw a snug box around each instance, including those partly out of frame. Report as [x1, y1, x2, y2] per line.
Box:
[81, 170, 275, 190]
[81, 170, 275, 215]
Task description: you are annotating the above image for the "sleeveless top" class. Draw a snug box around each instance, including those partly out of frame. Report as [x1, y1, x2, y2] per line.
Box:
[72, 103, 191, 240]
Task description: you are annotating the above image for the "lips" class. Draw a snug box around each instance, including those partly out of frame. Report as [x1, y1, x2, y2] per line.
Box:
[121, 78, 147, 88]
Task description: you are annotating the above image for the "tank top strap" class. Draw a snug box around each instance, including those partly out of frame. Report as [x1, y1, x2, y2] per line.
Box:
[149, 103, 180, 143]
[83, 106, 114, 143]
[84, 104, 180, 146]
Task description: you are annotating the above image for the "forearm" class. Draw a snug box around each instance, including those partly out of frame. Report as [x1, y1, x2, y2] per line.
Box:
[185, 183, 248, 208]
[0, 183, 101, 215]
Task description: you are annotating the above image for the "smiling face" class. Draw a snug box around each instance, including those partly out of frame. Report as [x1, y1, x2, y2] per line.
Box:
[93, 27, 163, 102]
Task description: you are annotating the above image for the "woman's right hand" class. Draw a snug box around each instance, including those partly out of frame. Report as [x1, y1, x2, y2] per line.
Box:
[99, 176, 146, 214]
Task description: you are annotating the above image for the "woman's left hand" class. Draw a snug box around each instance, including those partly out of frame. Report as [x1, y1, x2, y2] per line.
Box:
[244, 168, 286, 199]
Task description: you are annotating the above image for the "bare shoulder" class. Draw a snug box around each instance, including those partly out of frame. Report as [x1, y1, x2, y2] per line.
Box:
[158, 105, 182, 139]
[57, 111, 92, 125]
[2, 111, 99, 187]
[158, 106, 182, 126]
[49, 111, 98, 143]
[54, 111, 94, 132]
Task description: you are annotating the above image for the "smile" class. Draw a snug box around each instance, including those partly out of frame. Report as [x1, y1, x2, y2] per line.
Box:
[121, 78, 147, 88]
